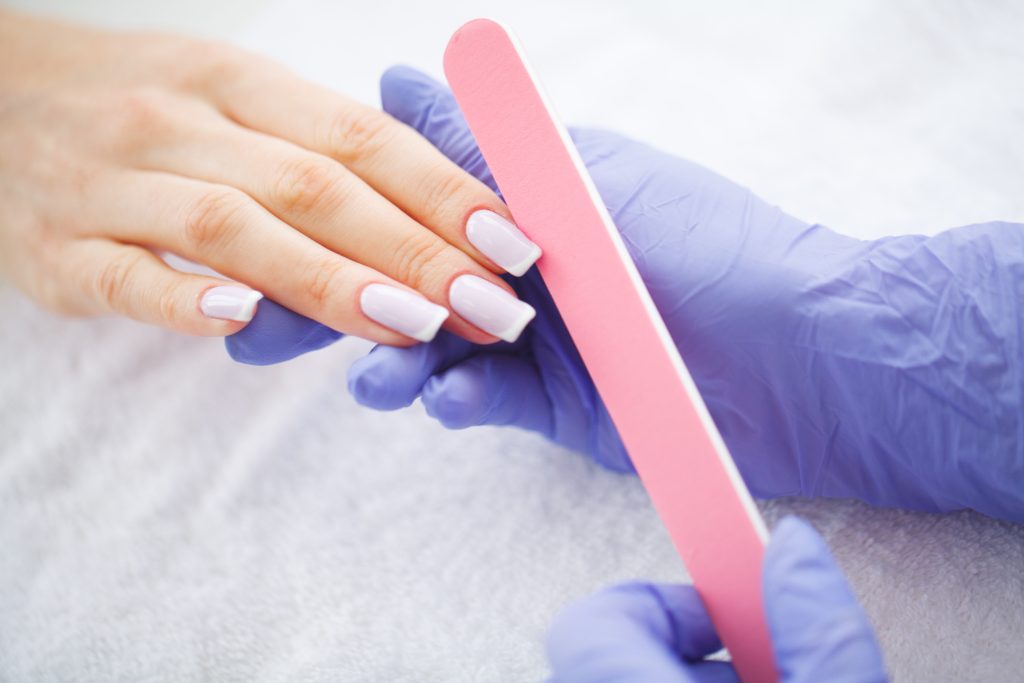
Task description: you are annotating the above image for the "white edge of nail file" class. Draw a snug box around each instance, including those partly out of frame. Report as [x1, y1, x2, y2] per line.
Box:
[444, 19, 777, 683]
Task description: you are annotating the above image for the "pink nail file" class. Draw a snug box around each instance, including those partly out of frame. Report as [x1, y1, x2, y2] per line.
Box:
[444, 19, 776, 683]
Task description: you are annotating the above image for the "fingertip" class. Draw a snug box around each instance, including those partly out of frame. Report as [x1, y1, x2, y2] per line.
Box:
[348, 364, 402, 410]
[772, 515, 818, 545]
[764, 516, 861, 635]
[380, 64, 447, 126]
[766, 516, 828, 569]
[421, 368, 486, 429]
[347, 345, 426, 410]
[763, 522, 888, 679]
[348, 353, 403, 410]
[380, 64, 437, 92]
[763, 516, 846, 626]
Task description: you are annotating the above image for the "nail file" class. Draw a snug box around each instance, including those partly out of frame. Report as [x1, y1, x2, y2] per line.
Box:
[444, 19, 777, 683]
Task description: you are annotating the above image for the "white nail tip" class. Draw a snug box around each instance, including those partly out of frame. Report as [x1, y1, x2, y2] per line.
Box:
[466, 210, 541, 276]
[448, 274, 536, 343]
[201, 286, 263, 322]
[500, 299, 537, 342]
[505, 243, 543, 278]
[360, 284, 449, 342]
[408, 308, 450, 342]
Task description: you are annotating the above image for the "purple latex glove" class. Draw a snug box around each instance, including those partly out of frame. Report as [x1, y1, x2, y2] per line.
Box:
[349, 67, 1024, 521]
[546, 517, 887, 683]
[230, 65, 1024, 522]
[226, 297, 341, 365]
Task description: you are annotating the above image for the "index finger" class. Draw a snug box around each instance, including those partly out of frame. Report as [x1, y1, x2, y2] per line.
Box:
[205, 60, 541, 276]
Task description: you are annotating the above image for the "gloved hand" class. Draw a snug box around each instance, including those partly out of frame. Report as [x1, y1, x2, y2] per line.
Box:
[546, 516, 887, 683]
[231, 66, 1024, 523]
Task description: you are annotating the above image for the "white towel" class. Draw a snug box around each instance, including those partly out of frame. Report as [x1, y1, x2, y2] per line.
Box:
[1, 1, 1023, 681]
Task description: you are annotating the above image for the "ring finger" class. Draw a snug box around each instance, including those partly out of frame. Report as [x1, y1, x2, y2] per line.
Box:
[81, 169, 454, 347]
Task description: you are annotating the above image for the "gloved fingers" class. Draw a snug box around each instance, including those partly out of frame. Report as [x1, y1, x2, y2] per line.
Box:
[420, 353, 553, 434]
[380, 66, 498, 191]
[764, 517, 888, 683]
[347, 331, 476, 410]
[546, 582, 738, 683]
[226, 297, 342, 365]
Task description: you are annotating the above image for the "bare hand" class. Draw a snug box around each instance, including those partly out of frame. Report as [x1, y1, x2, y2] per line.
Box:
[0, 10, 538, 344]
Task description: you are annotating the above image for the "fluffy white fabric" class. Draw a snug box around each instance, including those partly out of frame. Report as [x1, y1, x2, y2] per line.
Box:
[1, 1, 1023, 680]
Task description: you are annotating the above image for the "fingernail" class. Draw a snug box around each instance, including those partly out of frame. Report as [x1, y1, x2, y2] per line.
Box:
[201, 286, 263, 322]
[360, 283, 449, 342]
[449, 274, 535, 342]
[466, 210, 541, 276]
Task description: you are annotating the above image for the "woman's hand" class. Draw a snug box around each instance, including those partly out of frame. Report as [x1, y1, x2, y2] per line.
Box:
[0, 10, 538, 343]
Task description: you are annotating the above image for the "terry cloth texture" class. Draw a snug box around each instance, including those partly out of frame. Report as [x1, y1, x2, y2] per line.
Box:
[1, 1, 1023, 681]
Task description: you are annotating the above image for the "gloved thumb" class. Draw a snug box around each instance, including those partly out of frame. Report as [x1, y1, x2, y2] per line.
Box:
[764, 517, 888, 682]
[225, 297, 341, 365]
[545, 582, 732, 683]
[380, 65, 497, 190]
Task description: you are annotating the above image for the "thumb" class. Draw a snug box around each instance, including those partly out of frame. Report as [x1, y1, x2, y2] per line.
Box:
[546, 582, 735, 683]
[380, 65, 497, 190]
[225, 298, 342, 365]
[764, 517, 888, 683]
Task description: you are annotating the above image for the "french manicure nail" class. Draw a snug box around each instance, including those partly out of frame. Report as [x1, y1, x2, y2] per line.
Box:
[449, 274, 536, 343]
[466, 210, 541, 276]
[360, 284, 449, 342]
[201, 286, 263, 322]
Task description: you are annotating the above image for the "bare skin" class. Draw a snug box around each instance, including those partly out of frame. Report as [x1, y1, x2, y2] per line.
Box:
[0, 9, 520, 344]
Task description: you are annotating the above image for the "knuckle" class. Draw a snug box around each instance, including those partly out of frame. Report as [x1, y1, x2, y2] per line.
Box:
[65, 161, 100, 202]
[273, 156, 344, 217]
[115, 87, 176, 136]
[153, 278, 193, 329]
[303, 257, 348, 309]
[157, 37, 251, 90]
[188, 40, 266, 88]
[94, 252, 144, 312]
[156, 287, 184, 328]
[322, 106, 393, 163]
[189, 41, 247, 75]
[183, 188, 248, 254]
[418, 166, 474, 223]
[390, 232, 449, 289]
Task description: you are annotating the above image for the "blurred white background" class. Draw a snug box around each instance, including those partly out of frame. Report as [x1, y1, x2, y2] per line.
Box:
[1, 1, 1023, 681]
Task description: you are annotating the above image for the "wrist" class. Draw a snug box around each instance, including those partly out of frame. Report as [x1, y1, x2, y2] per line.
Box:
[787, 221, 1024, 519]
